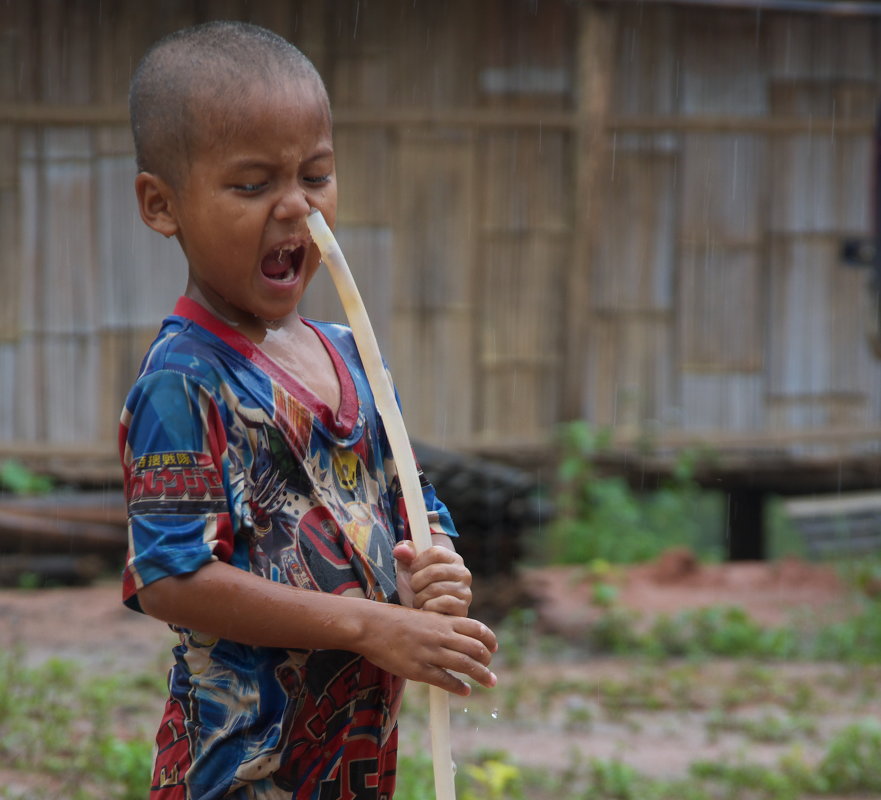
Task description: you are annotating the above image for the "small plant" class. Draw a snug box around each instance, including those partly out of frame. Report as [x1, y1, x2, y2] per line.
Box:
[463, 758, 526, 800]
[0, 459, 53, 495]
[545, 422, 723, 566]
[0, 653, 161, 799]
[818, 718, 881, 793]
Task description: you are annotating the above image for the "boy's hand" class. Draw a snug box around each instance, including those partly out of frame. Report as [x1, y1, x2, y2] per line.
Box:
[360, 603, 497, 696]
[393, 539, 472, 617]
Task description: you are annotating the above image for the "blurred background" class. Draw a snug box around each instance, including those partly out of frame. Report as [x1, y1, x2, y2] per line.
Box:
[3, 2, 881, 798]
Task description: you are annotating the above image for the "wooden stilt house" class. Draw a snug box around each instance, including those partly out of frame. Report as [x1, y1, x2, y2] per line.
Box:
[2, 0, 881, 556]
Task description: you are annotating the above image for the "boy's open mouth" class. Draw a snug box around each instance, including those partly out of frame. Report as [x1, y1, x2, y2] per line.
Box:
[261, 244, 306, 282]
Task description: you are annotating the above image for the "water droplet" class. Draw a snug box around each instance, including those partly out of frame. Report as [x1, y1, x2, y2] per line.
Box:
[490, 708, 499, 720]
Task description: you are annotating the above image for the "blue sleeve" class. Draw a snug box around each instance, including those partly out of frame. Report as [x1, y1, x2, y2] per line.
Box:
[120, 369, 237, 611]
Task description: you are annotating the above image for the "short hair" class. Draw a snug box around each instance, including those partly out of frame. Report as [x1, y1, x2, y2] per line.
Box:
[129, 21, 327, 186]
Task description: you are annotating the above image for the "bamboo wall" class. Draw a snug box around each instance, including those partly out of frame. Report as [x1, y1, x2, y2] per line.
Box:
[1, 0, 880, 470]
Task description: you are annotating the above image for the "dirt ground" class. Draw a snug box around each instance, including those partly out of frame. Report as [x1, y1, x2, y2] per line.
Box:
[0, 554, 873, 795]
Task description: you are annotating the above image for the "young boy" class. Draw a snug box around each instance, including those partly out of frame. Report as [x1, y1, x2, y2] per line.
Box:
[121, 21, 497, 800]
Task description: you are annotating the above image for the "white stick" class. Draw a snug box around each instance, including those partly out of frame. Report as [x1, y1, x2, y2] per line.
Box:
[306, 208, 457, 800]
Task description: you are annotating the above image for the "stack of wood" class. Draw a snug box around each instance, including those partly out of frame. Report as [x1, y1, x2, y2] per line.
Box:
[0, 491, 128, 586]
[0, 444, 542, 588]
[414, 443, 544, 578]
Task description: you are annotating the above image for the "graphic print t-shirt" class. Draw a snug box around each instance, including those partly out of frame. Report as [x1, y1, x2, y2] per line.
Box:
[120, 297, 456, 800]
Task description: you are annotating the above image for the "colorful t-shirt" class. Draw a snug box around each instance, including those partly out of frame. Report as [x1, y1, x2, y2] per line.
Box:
[120, 297, 456, 800]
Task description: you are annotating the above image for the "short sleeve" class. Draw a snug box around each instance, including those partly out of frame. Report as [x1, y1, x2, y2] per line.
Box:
[120, 369, 236, 611]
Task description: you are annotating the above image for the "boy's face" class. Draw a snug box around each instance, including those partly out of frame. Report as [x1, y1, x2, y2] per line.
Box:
[145, 77, 337, 337]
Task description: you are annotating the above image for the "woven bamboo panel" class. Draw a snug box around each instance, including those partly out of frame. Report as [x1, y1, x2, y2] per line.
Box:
[766, 15, 877, 81]
[680, 372, 765, 432]
[680, 133, 766, 244]
[592, 144, 677, 312]
[585, 315, 675, 431]
[0, 184, 18, 342]
[478, 231, 567, 437]
[678, 241, 763, 372]
[480, 129, 571, 234]
[391, 129, 476, 442]
[613, 5, 676, 117]
[679, 9, 767, 117]
[767, 234, 871, 396]
[299, 225, 389, 352]
[2, 0, 881, 465]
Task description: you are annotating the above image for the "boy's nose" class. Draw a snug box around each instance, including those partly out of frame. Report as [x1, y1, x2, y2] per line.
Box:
[273, 185, 311, 220]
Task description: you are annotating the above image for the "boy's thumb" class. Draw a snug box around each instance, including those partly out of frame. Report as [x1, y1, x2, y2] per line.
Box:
[392, 540, 417, 566]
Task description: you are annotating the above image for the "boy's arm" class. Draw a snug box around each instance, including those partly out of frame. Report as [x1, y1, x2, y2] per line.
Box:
[137, 559, 496, 696]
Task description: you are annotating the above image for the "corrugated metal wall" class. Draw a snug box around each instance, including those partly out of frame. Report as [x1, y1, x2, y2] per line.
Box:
[1, 0, 879, 465]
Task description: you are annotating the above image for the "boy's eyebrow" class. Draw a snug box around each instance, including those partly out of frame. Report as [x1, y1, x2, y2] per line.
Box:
[225, 149, 334, 172]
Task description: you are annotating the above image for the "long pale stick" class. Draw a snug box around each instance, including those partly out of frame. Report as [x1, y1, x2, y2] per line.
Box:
[306, 208, 456, 800]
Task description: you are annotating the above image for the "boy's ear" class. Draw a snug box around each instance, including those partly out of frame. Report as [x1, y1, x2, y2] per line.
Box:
[134, 172, 180, 238]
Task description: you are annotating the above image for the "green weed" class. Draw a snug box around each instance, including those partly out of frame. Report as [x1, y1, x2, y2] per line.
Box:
[544, 422, 724, 566]
[0, 653, 160, 800]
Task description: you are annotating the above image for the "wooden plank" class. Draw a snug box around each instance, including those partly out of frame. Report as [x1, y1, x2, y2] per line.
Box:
[593, 148, 677, 312]
[0, 507, 125, 555]
[678, 242, 764, 371]
[0, 102, 876, 136]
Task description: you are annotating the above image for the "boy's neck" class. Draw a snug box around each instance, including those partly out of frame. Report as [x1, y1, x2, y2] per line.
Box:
[184, 283, 301, 344]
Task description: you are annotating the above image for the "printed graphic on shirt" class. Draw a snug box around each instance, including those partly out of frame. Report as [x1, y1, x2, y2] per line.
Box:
[120, 300, 452, 799]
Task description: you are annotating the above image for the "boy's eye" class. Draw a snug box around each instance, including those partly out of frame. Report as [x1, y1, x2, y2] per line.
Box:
[304, 174, 332, 186]
[233, 182, 267, 193]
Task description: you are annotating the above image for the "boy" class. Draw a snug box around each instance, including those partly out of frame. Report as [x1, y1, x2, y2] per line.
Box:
[121, 20, 497, 800]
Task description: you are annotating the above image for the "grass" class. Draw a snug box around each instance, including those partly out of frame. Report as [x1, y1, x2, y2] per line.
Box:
[3, 592, 881, 799]
[0, 650, 160, 800]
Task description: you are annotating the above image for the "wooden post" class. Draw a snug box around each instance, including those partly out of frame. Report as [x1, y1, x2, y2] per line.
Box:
[726, 488, 766, 561]
[564, 2, 617, 420]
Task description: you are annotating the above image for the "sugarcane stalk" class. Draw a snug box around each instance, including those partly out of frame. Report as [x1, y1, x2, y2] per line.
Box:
[306, 208, 456, 800]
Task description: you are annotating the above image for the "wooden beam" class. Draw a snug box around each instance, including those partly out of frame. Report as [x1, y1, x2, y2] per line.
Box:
[564, 2, 617, 419]
[0, 103, 869, 136]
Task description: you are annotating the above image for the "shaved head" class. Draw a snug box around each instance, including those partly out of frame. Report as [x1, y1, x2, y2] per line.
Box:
[129, 21, 328, 187]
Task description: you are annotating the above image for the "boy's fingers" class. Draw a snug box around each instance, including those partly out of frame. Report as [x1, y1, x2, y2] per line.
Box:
[408, 562, 471, 595]
[420, 594, 470, 617]
[425, 666, 473, 697]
